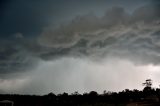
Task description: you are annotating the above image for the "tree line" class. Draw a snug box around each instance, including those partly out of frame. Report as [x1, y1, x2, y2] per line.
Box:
[0, 79, 160, 106]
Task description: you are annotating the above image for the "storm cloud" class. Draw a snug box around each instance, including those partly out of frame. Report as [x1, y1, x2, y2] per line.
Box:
[38, 4, 160, 65]
[0, 0, 160, 94]
[1, 2, 160, 75]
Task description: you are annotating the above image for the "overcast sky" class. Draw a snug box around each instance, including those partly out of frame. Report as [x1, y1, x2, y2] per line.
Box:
[0, 0, 160, 95]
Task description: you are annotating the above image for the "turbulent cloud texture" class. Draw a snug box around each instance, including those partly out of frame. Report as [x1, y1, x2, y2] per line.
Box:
[0, 38, 38, 76]
[0, 1, 160, 94]
[38, 5, 160, 64]
[1, 4, 160, 75]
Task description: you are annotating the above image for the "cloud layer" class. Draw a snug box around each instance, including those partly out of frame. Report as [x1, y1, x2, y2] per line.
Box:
[38, 5, 160, 65]
[0, 2, 160, 94]
[1, 4, 160, 75]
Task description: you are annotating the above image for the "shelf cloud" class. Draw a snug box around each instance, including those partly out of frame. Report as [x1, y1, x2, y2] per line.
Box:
[0, 0, 160, 94]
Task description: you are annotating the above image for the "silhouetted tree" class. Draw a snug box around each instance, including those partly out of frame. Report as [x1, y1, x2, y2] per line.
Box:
[71, 91, 80, 96]
[88, 91, 98, 97]
[47, 92, 56, 97]
[143, 79, 152, 92]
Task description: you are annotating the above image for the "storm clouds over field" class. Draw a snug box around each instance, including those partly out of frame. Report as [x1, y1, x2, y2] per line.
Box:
[0, 0, 160, 94]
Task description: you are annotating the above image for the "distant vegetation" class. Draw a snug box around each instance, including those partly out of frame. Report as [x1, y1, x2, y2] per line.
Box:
[1, 79, 160, 106]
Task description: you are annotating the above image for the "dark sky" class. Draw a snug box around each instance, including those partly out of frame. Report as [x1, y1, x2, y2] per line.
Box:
[0, 0, 160, 94]
[0, 0, 151, 37]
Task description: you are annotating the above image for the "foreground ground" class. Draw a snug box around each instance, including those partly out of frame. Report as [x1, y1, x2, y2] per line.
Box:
[0, 87, 160, 106]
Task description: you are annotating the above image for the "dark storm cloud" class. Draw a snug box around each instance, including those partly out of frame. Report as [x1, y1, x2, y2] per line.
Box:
[0, 0, 150, 37]
[0, 0, 68, 37]
[0, 0, 160, 94]
[38, 4, 160, 65]
[0, 0, 160, 76]
[0, 38, 38, 77]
